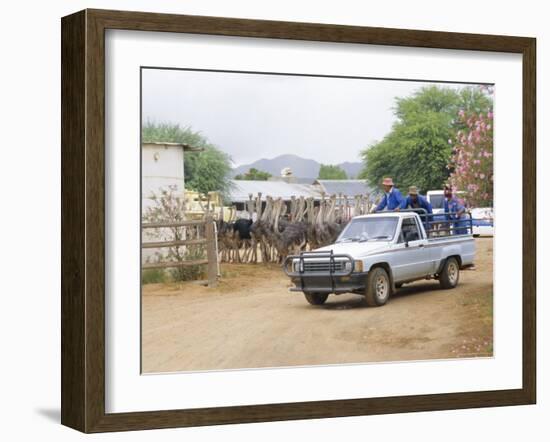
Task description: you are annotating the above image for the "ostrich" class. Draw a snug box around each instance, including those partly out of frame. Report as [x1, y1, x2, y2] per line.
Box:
[250, 194, 275, 263]
[240, 193, 257, 263]
[274, 195, 313, 261]
[276, 195, 309, 257]
[216, 207, 238, 262]
[304, 197, 320, 251]
[304, 194, 344, 248]
[323, 194, 344, 245]
[233, 218, 253, 262]
[265, 197, 288, 262]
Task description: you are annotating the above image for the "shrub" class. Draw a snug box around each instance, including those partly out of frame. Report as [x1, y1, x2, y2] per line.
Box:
[141, 268, 167, 285]
[169, 247, 207, 282]
[143, 186, 210, 283]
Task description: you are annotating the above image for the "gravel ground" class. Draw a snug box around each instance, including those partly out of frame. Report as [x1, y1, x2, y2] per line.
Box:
[142, 238, 493, 373]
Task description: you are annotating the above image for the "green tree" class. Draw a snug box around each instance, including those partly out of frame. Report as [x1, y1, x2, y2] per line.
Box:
[359, 86, 492, 192]
[318, 164, 348, 180]
[142, 121, 233, 197]
[234, 167, 272, 181]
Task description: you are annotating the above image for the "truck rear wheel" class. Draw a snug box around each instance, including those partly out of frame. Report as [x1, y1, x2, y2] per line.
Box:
[304, 292, 329, 305]
[439, 257, 460, 289]
[364, 267, 390, 307]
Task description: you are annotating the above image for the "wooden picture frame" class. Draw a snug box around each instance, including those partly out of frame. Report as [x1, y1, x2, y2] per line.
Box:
[61, 9, 536, 433]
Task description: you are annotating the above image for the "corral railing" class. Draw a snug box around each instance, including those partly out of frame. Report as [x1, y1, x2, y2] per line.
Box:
[141, 215, 219, 287]
[402, 208, 474, 237]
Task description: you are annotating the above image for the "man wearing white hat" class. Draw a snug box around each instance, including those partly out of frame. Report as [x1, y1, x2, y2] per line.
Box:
[374, 177, 404, 212]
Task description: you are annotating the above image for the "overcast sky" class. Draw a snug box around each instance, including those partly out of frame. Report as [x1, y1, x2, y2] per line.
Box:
[142, 68, 472, 167]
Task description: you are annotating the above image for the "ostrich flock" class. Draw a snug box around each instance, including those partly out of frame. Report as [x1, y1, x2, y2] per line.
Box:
[216, 192, 373, 264]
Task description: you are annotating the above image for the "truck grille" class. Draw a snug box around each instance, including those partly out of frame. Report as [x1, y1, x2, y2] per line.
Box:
[303, 260, 345, 273]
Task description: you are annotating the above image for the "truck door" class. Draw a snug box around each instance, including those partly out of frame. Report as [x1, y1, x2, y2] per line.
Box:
[393, 216, 431, 281]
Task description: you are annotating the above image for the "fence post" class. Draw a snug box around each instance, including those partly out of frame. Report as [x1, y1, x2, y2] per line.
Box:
[205, 215, 218, 287]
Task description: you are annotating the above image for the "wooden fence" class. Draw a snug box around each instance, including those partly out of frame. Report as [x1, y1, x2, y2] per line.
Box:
[141, 215, 219, 287]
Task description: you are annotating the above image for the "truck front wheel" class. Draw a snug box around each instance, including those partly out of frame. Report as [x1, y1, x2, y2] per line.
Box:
[439, 257, 460, 289]
[304, 292, 329, 305]
[364, 267, 390, 307]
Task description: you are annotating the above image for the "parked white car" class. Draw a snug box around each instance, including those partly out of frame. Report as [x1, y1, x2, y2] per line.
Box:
[470, 207, 494, 237]
[284, 212, 475, 307]
[426, 189, 465, 214]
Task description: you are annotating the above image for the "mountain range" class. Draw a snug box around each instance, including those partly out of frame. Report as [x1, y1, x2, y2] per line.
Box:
[232, 154, 363, 179]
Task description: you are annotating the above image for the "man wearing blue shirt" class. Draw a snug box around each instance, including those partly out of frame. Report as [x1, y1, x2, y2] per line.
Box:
[443, 186, 469, 235]
[401, 186, 433, 214]
[374, 177, 404, 212]
[401, 186, 432, 228]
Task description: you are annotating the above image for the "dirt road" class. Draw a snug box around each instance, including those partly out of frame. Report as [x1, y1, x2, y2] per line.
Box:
[142, 238, 493, 373]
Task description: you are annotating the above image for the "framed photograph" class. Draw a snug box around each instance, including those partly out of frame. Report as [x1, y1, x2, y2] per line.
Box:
[61, 9, 536, 433]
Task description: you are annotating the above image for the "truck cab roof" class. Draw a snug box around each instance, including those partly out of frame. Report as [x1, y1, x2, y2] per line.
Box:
[353, 212, 421, 220]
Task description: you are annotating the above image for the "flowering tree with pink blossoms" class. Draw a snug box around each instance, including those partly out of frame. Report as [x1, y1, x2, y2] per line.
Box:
[447, 108, 494, 207]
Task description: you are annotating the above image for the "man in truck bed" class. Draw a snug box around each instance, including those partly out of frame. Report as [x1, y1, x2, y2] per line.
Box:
[443, 186, 469, 235]
[401, 186, 433, 214]
[374, 177, 404, 212]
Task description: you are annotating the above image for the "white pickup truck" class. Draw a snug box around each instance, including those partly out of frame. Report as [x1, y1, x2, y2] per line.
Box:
[283, 211, 475, 307]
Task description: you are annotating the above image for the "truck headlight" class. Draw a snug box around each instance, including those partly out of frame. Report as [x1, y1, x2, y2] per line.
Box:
[292, 260, 303, 273]
[353, 261, 364, 273]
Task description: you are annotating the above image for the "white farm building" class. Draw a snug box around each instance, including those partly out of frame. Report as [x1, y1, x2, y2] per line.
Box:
[141, 142, 203, 265]
[142, 142, 202, 210]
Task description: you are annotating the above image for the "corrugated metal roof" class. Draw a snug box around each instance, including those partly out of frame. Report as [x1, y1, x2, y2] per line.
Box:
[314, 180, 374, 198]
[142, 142, 203, 152]
[229, 180, 323, 202]
[267, 177, 316, 184]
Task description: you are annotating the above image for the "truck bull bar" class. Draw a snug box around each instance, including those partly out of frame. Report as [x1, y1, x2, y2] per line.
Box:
[283, 251, 355, 294]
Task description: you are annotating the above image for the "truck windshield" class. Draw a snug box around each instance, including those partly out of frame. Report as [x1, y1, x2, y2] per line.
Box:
[336, 217, 398, 243]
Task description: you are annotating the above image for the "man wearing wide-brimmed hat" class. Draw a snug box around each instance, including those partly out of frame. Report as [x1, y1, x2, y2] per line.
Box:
[401, 186, 433, 228]
[374, 177, 404, 212]
[401, 186, 433, 214]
